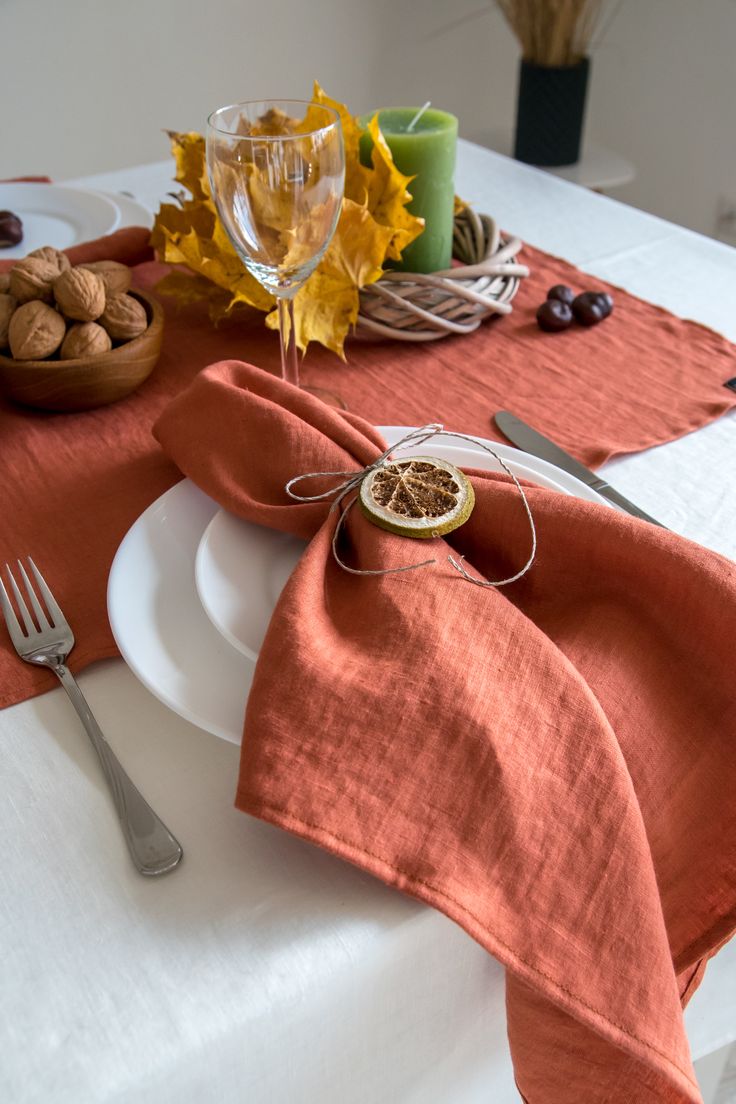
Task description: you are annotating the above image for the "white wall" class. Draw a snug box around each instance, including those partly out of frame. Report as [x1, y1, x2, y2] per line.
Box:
[2, 0, 735, 241]
[0, 0, 384, 180]
[368, 0, 736, 241]
[584, 0, 736, 239]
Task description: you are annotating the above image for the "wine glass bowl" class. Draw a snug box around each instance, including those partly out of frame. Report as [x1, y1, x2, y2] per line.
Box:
[206, 100, 345, 394]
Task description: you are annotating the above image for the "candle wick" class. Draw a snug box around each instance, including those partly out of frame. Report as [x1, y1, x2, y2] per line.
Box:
[406, 101, 431, 132]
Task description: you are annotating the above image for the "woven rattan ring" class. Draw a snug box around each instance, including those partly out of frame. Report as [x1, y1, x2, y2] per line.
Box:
[355, 207, 530, 342]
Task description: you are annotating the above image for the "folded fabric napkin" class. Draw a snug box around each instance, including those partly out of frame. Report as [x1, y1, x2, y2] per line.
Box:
[154, 361, 735, 1103]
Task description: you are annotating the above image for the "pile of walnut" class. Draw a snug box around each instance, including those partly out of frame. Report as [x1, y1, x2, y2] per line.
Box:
[0, 246, 147, 361]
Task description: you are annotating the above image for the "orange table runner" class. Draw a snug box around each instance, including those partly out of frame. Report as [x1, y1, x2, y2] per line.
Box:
[0, 224, 734, 712]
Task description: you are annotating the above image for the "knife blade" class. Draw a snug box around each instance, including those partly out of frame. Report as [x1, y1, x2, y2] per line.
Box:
[493, 411, 665, 528]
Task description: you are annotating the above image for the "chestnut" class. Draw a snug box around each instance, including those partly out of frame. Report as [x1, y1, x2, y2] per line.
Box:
[572, 291, 606, 326]
[0, 210, 23, 249]
[593, 291, 614, 317]
[536, 299, 573, 332]
[547, 284, 575, 306]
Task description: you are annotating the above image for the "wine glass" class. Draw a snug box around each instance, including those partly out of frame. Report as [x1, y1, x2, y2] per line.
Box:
[206, 100, 345, 403]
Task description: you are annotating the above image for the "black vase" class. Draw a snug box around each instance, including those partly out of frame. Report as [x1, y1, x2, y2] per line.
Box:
[513, 57, 590, 167]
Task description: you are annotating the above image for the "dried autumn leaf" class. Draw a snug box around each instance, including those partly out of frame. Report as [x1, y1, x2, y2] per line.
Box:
[307, 81, 372, 204]
[265, 197, 395, 357]
[166, 130, 209, 201]
[363, 114, 425, 262]
[151, 137, 273, 314]
[243, 106, 302, 136]
[154, 268, 232, 312]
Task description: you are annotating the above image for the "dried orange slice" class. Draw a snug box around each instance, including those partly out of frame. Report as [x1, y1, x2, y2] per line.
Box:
[359, 455, 475, 539]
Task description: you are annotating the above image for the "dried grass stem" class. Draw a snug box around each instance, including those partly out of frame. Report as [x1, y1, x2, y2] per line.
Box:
[496, 0, 606, 66]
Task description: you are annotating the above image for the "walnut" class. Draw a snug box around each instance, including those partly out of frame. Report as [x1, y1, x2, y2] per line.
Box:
[60, 321, 112, 360]
[53, 267, 105, 321]
[99, 294, 148, 340]
[8, 300, 66, 360]
[78, 260, 131, 299]
[0, 292, 17, 348]
[27, 245, 71, 273]
[0, 273, 10, 294]
[9, 257, 59, 304]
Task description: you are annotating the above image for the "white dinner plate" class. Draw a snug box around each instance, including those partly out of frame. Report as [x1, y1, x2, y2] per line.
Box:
[195, 430, 612, 661]
[108, 428, 614, 744]
[108, 480, 254, 744]
[0, 183, 121, 258]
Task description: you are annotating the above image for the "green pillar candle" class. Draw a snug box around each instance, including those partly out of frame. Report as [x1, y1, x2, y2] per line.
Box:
[359, 106, 458, 274]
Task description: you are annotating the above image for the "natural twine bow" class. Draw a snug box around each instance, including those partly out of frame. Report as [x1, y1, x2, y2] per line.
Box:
[285, 425, 537, 587]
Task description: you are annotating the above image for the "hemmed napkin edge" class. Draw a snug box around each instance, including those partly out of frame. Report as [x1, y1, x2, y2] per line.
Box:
[236, 792, 703, 1102]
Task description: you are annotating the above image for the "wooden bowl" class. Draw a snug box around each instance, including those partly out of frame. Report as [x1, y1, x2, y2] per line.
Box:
[0, 290, 164, 412]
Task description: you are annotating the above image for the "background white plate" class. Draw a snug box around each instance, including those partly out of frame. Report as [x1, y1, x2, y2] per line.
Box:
[0, 182, 121, 257]
[109, 429, 613, 744]
[194, 430, 612, 661]
[92, 189, 153, 230]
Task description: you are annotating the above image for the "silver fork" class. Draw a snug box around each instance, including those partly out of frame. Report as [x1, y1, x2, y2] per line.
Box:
[0, 557, 183, 876]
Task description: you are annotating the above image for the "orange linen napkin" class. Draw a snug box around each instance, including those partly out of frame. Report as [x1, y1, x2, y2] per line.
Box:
[155, 361, 736, 1104]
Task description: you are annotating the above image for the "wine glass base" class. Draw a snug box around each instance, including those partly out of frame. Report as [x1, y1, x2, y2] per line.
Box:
[303, 385, 348, 410]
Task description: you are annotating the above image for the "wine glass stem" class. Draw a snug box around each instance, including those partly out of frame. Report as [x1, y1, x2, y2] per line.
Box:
[277, 296, 299, 388]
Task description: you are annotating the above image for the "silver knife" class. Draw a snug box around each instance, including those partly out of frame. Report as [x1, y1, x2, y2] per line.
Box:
[493, 411, 665, 528]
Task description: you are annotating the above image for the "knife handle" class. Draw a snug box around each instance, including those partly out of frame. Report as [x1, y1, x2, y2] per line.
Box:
[592, 482, 667, 528]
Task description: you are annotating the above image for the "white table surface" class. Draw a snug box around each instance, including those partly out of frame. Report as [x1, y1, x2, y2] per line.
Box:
[469, 128, 636, 191]
[2, 143, 735, 1104]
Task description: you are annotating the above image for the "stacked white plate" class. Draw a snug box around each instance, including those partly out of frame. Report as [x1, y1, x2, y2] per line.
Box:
[107, 428, 615, 745]
[0, 182, 152, 258]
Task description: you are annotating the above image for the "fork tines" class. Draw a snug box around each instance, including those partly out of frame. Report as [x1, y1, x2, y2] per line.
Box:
[0, 557, 65, 644]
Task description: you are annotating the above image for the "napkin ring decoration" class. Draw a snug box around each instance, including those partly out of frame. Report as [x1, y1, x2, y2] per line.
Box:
[286, 425, 537, 588]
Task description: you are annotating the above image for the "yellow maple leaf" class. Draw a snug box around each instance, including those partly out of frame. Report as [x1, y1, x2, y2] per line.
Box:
[152, 136, 273, 313]
[307, 81, 372, 205]
[154, 268, 231, 312]
[362, 115, 425, 262]
[151, 90, 425, 356]
[167, 130, 210, 201]
[265, 197, 395, 358]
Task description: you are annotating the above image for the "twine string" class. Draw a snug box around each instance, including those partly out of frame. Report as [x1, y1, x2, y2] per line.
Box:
[285, 425, 537, 587]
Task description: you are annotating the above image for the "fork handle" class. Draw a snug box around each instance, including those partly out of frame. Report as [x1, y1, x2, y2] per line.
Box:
[54, 664, 183, 876]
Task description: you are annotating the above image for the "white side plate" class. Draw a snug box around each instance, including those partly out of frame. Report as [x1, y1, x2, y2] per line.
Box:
[194, 431, 612, 661]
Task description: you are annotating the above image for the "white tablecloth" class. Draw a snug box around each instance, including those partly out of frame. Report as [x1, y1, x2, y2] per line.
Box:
[2, 144, 734, 1104]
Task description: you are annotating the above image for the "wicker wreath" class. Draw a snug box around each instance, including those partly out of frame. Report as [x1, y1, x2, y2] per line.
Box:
[355, 207, 530, 342]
